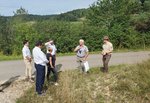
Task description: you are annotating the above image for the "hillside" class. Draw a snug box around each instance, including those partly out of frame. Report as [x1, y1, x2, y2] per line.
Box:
[0, 8, 88, 22]
[0, 0, 150, 56]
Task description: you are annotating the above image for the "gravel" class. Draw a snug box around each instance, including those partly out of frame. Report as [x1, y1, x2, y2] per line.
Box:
[0, 77, 33, 103]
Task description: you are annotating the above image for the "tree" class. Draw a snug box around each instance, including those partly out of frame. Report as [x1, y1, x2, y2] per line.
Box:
[13, 7, 28, 15]
[140, 0, 145, 6]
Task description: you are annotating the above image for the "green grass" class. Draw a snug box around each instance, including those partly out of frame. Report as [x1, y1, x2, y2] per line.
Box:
[0, 55, 22, 61]
[17, 59, 150, 103]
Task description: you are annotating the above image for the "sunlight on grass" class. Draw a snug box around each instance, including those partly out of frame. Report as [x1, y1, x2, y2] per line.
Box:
[17, 60, 150, 103]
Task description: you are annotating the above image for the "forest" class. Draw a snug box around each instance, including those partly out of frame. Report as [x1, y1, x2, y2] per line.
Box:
[0, 0, 150, 55]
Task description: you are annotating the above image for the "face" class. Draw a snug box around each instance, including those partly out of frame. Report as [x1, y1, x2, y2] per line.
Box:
[38, 44, 43, 48]
[103, 39, 108, 43]
[26, 42, 29, 46]
[79, 41, 84, 46]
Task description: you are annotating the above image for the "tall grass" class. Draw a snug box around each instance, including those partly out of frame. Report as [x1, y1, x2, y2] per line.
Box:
[17, 60, 150, 103]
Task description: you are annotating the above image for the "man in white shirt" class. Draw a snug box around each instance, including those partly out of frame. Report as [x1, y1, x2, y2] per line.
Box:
[101, 36, 113, 73]
[74, 39, 89, 73]
[32, 41, 49, 95]
[22, 40, 33, 82]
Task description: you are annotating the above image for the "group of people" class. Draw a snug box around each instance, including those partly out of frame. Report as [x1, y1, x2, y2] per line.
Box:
[22, 36, 113, 96]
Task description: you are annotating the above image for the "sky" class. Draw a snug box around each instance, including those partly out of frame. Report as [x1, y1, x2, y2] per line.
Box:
[0, 0, 97, 16]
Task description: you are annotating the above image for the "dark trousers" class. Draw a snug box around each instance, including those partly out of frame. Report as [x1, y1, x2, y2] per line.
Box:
[102, 54, 111, 73]
[35, 64, 45, 94]
[47, 55, 58, 82]
[47, 66, 58, 82]
[52, 55, 56, 66]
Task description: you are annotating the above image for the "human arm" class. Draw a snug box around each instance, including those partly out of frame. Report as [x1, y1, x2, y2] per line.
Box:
[45, 42, 50, 46]
[83, 46, 89, 61]
[105, 43, 113, 54]
[49, 56, 54, 68]
[74, 46, 80, 52]
[22, 48, 32, 62]
[38, 50, 49, 63]
[102, 43, 113, 55]
[83, 52, 89, 61]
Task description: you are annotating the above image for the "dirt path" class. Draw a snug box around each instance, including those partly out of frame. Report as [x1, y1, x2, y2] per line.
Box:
[0, 51, 150, 81]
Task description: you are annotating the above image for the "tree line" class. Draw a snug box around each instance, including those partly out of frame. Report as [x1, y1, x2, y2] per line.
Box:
[0, 0, 150, 55]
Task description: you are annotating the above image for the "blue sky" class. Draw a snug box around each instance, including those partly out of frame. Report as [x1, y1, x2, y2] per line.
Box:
[0, 0, 96, 16]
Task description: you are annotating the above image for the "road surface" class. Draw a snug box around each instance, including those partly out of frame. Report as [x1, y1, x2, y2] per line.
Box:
[0, 51, 150, 81]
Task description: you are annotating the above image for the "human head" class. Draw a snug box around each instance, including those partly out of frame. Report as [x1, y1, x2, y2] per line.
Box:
[50, 40, 54, 45]
[103, 36, 109, 43]
[79, 39, 84, 46]
[23, 40, 29, 46]
[48, 47, 53, 53]
[35, 41, 43, 48]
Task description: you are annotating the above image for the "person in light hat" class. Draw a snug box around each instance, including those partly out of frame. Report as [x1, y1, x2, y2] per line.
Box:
[74, 39, 89, 73]
[101, 36, 113, 73]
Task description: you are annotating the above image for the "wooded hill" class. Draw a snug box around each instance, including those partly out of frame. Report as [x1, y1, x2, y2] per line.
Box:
[0, 0, 150, 55]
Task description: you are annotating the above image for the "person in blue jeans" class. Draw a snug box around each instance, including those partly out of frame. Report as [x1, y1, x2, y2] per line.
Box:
[32, 41, 49, 96]
[46, 48, 58, 86]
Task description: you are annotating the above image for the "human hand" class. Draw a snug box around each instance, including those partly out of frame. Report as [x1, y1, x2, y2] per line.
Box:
[102, 51, 106, 55]
[83, 58, 86, 61]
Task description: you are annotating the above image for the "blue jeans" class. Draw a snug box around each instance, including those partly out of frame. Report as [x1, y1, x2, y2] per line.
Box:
[35, 64, 45, 94]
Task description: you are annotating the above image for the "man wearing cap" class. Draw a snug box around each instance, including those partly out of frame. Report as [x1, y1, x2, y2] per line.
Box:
[74, 39, 89, 73]
[101, 36, 113, 73]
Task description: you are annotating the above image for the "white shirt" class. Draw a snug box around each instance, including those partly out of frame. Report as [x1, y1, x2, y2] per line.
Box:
[32, 46, 48, 66]
[50, 45, 57, 55]
[22, 45, 31, 59]
[45, 42, 57, 55]
[102, 41, 113, 54]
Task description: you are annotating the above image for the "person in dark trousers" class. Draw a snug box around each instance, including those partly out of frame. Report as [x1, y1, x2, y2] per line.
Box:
[101, 36, 113, 73]
[32, 41, 48, 96]
[46, 48, 58, 86]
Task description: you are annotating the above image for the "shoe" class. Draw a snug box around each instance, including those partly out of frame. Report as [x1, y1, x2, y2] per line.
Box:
[29, 79, 34, 83]
[37, 92, 46, 96]
[25, 77, 29, 81]
[54, 82, 59, 86]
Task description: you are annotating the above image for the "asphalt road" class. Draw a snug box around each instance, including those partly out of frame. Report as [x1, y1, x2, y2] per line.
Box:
[0, 51, 150, 81]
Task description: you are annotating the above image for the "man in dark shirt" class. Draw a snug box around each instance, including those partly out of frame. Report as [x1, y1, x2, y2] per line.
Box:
[46, 48, 58, 86]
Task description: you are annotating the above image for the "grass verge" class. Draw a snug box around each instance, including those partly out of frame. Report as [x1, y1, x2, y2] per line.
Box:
[0, 55, 22, 61]
[17, 59, 150, 103]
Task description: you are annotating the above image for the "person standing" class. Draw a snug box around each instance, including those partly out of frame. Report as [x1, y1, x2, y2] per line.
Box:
[74, 39, 89, 73]
[46, 48, 58, 86]
[22, 40, 34, 82]
[32, 41, 49, 95]
[101, 36, 113, 73]
[45, 40, 57, 66]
